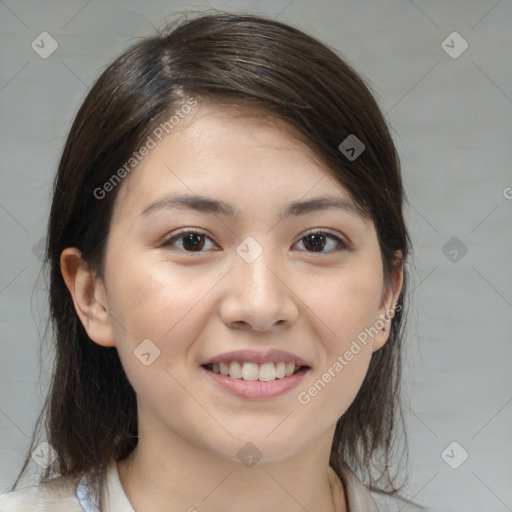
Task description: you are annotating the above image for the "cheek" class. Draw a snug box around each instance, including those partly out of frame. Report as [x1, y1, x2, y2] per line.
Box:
[298, 262, 382, 417]
[319, 260, 383, 348]
[298, 304, 377, 425]
[106, 251, 211, 341]
[105, 261, 215, 422]
[105, 254, 228, 396]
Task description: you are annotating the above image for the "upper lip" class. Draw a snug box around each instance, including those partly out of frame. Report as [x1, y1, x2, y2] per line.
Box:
[201, 349, 311, 367]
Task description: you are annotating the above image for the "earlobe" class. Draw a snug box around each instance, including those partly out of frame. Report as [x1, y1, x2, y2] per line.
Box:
[60, 247, 116, 347]
[372, 252, 404, 353]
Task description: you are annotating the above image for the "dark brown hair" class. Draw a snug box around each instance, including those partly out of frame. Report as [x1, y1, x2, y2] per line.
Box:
[11, 10, 413, 506]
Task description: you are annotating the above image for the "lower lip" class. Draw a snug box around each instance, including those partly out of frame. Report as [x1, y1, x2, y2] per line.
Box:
[200, 366, 310, 399]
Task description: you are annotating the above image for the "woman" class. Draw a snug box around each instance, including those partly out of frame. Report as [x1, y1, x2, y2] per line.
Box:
[1, 11, 421, 511]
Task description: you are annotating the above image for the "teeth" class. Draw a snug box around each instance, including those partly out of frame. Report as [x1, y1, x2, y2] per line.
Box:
[275, 361, 286, 378]
[208, 361, 303, 381]
[259, 362, 276, 382]
[242, 362, 259, 381]
[219, 362, 229, 376]
[229, 361, 243, 379]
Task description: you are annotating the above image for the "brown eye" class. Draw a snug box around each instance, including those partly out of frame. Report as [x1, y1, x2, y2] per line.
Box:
[162, 229, 348, 254]
[295, 230, 347, 253]
[162, 230, 218, 252]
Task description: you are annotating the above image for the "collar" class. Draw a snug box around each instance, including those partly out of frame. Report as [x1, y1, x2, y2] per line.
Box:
[102, 460, 137, 511]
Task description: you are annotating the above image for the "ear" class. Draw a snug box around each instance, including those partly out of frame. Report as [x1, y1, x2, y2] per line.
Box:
[372, 251, 404, 352]
[60, 247, 116, 347]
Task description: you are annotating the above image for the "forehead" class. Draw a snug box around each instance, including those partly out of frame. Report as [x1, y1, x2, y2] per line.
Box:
[111, 102, 360, 222]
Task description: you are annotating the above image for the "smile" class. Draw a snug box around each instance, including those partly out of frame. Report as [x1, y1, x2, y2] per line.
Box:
[202, 361, 307, 381]
[201, 363, 310, 399]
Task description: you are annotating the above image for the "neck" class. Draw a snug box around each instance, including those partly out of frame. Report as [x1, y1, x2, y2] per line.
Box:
[116, 415, 347, 512]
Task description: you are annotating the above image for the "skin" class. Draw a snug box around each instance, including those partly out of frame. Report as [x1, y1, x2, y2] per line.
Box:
[61, 102, 403, 512]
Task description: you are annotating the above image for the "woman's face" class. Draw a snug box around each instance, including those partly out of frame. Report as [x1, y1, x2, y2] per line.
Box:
[76, 103, 402, 464]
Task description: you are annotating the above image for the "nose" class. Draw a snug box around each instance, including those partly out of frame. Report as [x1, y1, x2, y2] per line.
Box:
[219, 247, 299, 332]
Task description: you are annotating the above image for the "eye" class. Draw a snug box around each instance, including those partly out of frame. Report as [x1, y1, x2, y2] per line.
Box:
[162, 230, 218, 252]
[162, 229, 349, 254]
[294, 229, 348, 253]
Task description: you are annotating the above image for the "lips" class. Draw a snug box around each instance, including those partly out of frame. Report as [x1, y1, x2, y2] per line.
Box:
[200, 363, 310, 399]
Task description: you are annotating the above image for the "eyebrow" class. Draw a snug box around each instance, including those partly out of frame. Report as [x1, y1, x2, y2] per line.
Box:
[139, 194, 367, 220]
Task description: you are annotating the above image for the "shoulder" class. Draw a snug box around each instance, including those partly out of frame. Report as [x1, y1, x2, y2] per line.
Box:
[0, 474, 83, 512]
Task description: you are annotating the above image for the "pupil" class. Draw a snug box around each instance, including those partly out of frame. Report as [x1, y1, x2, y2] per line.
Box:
[305, 234, 325, 252]
[184, 233, 204, 251]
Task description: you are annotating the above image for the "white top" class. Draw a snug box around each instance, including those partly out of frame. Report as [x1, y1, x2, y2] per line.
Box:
[0, 459, 419, 511]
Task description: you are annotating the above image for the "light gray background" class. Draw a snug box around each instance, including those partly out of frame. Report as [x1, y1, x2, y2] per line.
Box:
[1, 0, 511, 510]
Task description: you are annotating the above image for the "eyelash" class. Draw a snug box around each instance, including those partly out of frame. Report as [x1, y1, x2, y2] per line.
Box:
[161, 229, 349, 254]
